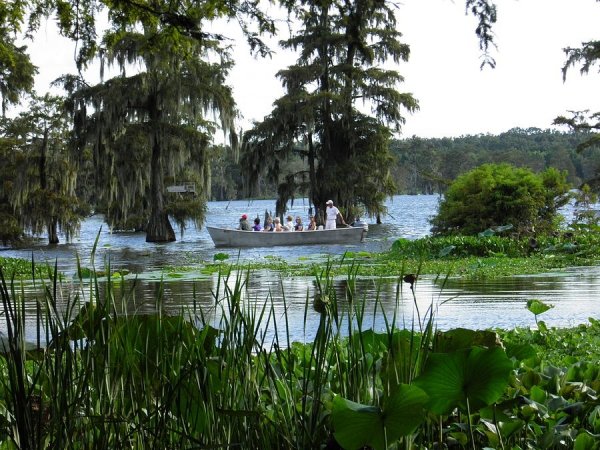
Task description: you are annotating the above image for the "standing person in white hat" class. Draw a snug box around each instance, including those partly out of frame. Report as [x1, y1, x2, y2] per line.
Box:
[325, 200, 347, 230]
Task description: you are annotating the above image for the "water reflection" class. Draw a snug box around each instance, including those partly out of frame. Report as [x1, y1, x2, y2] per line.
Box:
[1, 195, 598, 342]
[5, 266, 598, 346]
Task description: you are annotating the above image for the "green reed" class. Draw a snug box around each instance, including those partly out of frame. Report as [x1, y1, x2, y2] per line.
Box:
[2, 253, 597, 449]
[0, 255, 438, 449]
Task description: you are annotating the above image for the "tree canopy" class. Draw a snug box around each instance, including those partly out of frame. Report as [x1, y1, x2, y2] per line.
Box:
[553, 34, 600, 189]
[64, 18, 237, 241]
[390, 128, 596, 194]
[430, 163, 571, 236]
[1, 0, 275, 243]
[0, 2, 36, 116]
[5, 0, 600, 244]
[241, 0, 418, 223]
[0, 94, 81, 244]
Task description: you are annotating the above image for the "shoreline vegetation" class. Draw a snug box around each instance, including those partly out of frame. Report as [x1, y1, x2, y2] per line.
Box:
[150, 229, 600, 279]
[0, 254, 599, 448]
[2, 229, 600, 281]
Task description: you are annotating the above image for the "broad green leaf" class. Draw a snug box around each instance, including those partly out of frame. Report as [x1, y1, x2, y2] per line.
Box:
[332, 397, 382, 450]
[505, 343, 538, 362]
[332, 384, 428, 450]
[351, 329, 388, 356]
[383, 384, 429, 442]
[498, 419, 525, 439]
[526, 299, 554, 316]
[529, 385, 547, 404]
[213, 252, 229, 261]
[414, 347, 512, 415]
[434, 328, 502, 353]
[574, 432, 597, 450]
[449, 432, 468, 445]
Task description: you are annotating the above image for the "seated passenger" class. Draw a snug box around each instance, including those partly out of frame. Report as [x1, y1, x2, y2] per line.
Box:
[252, 217, 262, 231]
[263, 217, 274, 232]
[238, 214, 251, 231]
[273, 217, 283, 232]
[294, 216, 304, 231]
[307, 215, 317, 231]
[284, 215, 294, 231]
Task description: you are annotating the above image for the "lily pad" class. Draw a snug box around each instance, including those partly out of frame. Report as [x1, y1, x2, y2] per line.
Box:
[414, 347, 512, 415]
[332, 384, 428, 450]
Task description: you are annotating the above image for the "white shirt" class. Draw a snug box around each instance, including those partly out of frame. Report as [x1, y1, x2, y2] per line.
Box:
[326, 205, 340, 222]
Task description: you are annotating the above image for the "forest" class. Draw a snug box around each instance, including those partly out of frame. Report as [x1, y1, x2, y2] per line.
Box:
[390, 127, 598, 194]
[1, 0, 600, 245]
[211, 127, 598, 199]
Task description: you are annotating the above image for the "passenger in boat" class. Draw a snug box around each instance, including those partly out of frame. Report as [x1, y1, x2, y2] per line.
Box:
[238, 214, 251, 231]
[294, 216, 304, 231]
[325, 200, 347, 230]
[273, 217, 284, 232]
[263, 217, 274, 232]
[307, 215, 317, 231]
[284, 215, 295, 231]
[252, 217, 262, 231]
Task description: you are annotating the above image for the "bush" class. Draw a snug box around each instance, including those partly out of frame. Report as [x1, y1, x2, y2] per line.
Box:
[391, 235, 527, 258]
[430, 164, 570, 236]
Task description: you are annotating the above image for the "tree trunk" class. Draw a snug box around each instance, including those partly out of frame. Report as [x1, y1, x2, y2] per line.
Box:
[146, 115, 176, 243]
[147, 211, 175, 242]
[40, 127, 59, 243]
[48, 217, 59, 244]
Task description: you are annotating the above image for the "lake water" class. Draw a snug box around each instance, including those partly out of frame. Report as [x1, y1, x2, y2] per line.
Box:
[1, 195, 598, 343]
[0, 195, 441, 273]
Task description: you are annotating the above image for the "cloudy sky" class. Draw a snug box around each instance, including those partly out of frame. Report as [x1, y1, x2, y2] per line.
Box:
[27, 0, 600, 139]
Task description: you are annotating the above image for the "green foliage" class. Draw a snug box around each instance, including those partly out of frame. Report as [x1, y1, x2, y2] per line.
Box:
[0, 211, 22, 245]
[241, 0, 416, 219]
[0, 256, 56, 279]
[213, 252, 229, 262]
[61, 0, 274, 242]
[555, 40, 600, 175]
[0, 25, 36, 114]
[166, 196, 207, 233]
[331, 385, 428, 450]
[391, 234, 528, 258]
[430, 163, 570, 236]
[1, 261, 600, 449]
[526, 299, 554, 317]
[572, 184, 600, 227]
[0, 95, 82, 244]
[414, 347, 512, 415]
[391, 128, 592, 195]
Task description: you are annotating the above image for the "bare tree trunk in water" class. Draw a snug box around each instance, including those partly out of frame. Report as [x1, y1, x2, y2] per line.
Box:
[146, 123, 175, 242]
[40, 127, 60, 244]
[147, 211, 175, 242]
[48, 217, 59, 244]
[376, 213, 382, 224]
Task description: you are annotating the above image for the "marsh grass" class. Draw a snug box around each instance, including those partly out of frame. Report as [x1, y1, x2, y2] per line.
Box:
[0, 254, 599, 449]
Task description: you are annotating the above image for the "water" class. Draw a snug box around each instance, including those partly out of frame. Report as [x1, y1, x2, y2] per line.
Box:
[0, 195, 441, 273]
[127, 266, 600, 331]
[1, 195, 599, 342]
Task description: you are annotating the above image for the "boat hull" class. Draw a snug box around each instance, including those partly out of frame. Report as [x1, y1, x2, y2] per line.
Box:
[206, 226, 366, 248]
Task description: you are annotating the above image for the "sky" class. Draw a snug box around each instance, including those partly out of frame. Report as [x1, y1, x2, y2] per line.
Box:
[24, 0, 600, 139]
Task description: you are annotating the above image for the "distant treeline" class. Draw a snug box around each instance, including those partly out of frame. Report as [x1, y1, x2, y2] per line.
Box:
[390, 127, 599, 194]
[210, 127, 599, 200]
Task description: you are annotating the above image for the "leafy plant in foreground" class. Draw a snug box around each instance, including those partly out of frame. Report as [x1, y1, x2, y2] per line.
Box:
[1, 254, 599, 449]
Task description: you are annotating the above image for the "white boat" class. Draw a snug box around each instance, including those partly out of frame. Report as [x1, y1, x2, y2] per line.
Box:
[206, 226, 367, 248]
